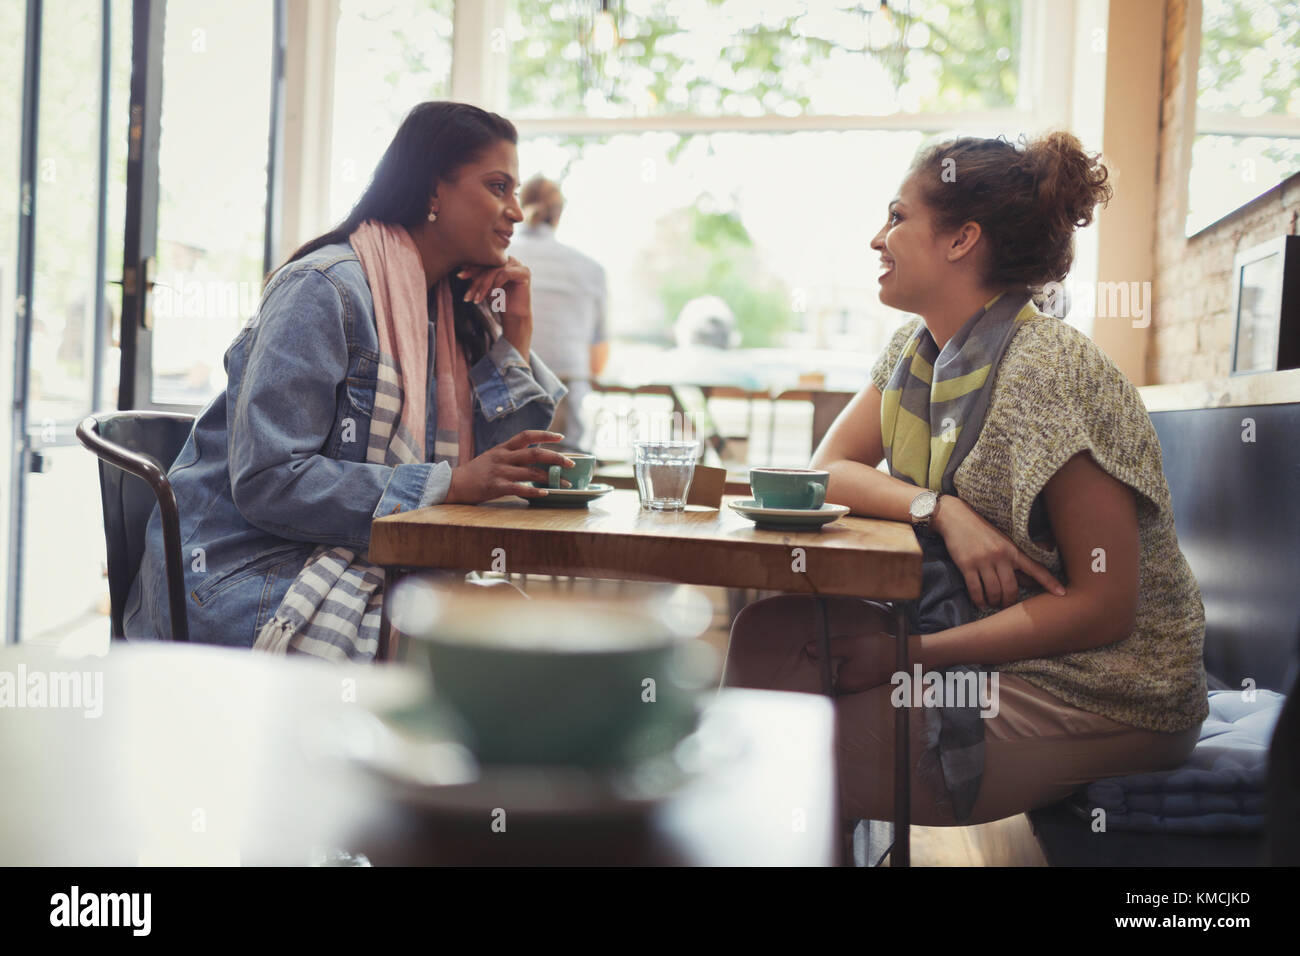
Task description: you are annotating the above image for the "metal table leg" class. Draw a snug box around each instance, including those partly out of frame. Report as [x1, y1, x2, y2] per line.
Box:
[814, 597, 847, 864]
[378, 569, 393, 662]
[815, 597, 909, 866]
[815, 596, 835, 696]
[378, 567, 409, 663]
[892, 602, 910, 866]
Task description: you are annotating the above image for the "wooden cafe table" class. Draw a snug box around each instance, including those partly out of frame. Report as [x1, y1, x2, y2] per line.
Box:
[369, 490, 923, 865]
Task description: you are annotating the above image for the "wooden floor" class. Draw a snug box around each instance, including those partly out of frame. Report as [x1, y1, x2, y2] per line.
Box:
[890, 815, 1048, 866]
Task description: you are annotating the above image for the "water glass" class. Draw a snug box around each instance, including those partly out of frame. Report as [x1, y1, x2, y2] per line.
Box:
[634, 440, 699, 512]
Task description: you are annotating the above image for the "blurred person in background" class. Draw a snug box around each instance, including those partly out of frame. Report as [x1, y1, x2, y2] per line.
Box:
[655, 294, 762, 389]
[508, 175, 609, 454]
[674, 295, 739, 350]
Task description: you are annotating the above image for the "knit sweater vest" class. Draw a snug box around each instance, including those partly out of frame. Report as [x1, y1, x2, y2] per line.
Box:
[870, 311, 1209, 733]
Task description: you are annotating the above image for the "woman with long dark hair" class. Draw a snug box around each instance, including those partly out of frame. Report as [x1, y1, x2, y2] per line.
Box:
[125, 102, 571, 658]
[725, 132, 1208, 828]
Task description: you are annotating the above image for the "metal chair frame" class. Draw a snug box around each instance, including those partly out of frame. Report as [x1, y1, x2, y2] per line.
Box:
[76, 411, 194, 642]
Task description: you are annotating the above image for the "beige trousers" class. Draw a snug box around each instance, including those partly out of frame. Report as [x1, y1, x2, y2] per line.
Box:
[723, 595, 1201, 827]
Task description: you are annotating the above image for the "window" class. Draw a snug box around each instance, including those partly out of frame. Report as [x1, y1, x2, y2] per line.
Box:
[506, 0, 1026, 119]
[7, 0, 133, 645]
[502, 0, 1059, 366]
[1186, 0, 1300, 235]
[518, 127, 966, 378]
[26, 1, 116, 424]
[328, 0, 455, 224]
[151, 0, 274, 405]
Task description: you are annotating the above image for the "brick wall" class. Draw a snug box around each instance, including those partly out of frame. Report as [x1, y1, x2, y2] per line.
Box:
[1151, 0, 1300, 384]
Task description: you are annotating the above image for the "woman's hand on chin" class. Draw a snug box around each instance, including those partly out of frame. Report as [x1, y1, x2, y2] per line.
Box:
[456, 257, 533, 356]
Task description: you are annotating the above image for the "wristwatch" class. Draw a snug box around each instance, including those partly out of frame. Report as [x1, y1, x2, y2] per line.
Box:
[909, 490, 941, 533]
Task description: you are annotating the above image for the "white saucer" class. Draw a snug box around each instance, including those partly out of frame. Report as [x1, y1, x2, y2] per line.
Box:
[342, 701, 747, 819]
[728, 499, 850, 529]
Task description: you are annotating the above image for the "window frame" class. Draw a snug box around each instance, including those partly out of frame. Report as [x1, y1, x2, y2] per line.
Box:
[452, 0, 1072, 137]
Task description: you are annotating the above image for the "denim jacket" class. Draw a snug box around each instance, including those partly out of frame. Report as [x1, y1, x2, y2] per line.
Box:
[124, 240, 566, 647]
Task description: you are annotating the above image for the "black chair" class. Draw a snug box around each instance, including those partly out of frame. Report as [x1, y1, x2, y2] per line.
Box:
[76, 411, 196, 642]
[1028, 399, 1300, 865]
[1266, 666, 1300, 864]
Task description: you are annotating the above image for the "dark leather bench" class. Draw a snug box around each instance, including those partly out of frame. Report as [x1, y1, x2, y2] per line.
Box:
[1028, 398, 1300, 866]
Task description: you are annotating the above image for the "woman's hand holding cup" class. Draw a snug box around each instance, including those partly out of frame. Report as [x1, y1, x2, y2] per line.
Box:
[445, 430, 572, 504]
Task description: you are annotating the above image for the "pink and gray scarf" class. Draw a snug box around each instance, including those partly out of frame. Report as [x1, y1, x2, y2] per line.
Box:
[253, 220, 475, 660]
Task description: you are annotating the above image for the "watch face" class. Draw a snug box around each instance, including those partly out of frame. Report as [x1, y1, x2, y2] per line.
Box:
[910, 492, 936, 519]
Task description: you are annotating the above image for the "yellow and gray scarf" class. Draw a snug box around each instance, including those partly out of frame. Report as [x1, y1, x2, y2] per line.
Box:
[879, 290, 1035, 821]
[881, 291, 1037, 495]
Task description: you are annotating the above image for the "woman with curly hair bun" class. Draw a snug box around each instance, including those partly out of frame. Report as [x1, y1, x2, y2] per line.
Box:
[725, 132, 1207, 828]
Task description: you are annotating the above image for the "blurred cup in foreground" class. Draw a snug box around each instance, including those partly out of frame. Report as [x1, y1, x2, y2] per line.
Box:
[399, 587, 717, 768]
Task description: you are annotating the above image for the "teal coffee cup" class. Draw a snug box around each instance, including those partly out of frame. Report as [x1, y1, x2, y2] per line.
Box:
[539, 453, 596, 490]
[400, 590, 717, 767]
[749, 467, 830, 510]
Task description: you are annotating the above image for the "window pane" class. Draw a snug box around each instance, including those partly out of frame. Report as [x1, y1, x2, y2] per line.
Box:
[21, 445, 108, 646]
[15, 3, 125, 647]
[1186, 134, 1300, 234]
[516, 127, 996, 389]
[507, 0, 1024, 119]
[152, 0, 273, 406]
[100, 0, 132, 409]
[329, 0, 454, 224]
[1198, 0, 1300, 117]
[29, 0, 104, 424]
[1189, 0, 1300, 233]
[0, 2, 24, 391]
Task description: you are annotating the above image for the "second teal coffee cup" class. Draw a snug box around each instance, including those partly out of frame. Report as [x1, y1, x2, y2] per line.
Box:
[749, 467, 830, 509]
[537, 453, 596, 490]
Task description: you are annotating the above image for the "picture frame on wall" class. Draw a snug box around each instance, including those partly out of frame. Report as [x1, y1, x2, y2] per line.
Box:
[1230, 235, 1300, 375]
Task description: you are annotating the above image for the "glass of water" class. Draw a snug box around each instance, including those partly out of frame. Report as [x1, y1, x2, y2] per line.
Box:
[634, 440, 699, 512]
